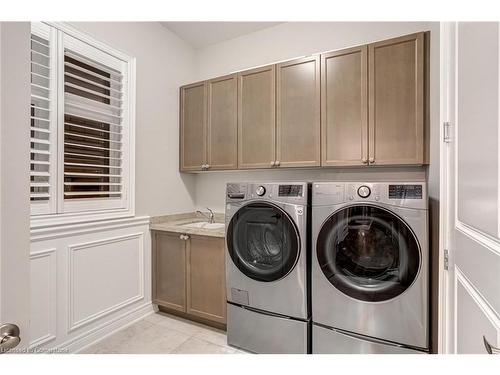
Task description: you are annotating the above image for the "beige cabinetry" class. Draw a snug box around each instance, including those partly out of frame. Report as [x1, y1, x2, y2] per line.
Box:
[276, 56, 321, 168]
[179, 82, 206, 172]
[321, 46, 368, 166]
[368, 32, 425, 165]
[179, 32, 428, 172]
[152, 231, 226, 327]
[152, 232, 187, 312]
[187, 235, 226, 324]
[237, 65, 276, 169]
[180, 74, 237, 172]
[207, 74, 238, 170]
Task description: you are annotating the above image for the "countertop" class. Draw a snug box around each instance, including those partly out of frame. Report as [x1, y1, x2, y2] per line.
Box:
[150, 212, 225, 238]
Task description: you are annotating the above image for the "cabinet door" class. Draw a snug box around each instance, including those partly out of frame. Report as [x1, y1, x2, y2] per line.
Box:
[368, 32, 425, 165]
[153, 232, 186, 312]
[276, 56, 320, 167]
[238, 65, 276, 169]
[321, 46, 368, 166]
[180, 81, 207, 171]
[207, 74, 238, 170]
[186, 235, 226, 324]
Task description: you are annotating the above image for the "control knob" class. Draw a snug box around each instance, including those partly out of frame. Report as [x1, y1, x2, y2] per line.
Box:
[256, 186, 266, 196]
[357, 185, 371, 198]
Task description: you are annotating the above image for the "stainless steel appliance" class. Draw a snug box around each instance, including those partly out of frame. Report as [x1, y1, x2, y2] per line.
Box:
[225, 182, 310, 354]
[311, 182, 429, 354]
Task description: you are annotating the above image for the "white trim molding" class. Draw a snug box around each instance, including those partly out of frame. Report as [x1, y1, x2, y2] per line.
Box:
[67, 232, 145, 332]
[31, 215, 149, 241]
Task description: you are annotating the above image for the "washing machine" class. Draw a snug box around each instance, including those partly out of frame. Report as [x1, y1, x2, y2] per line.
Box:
[225, 182, 310, 354]
[311, 182, 428, 354]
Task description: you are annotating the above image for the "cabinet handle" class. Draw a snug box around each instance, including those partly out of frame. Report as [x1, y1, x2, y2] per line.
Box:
[483, 336, 500, 354]
[270, 161, 275, 167]
[179, 234, 189, 241]
[369, 157, 375, 164]
[361, 158, 368, 164]
[275, 160, 280, 167]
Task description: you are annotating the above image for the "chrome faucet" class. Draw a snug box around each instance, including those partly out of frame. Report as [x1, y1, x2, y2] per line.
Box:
[196, 207, 215, 224]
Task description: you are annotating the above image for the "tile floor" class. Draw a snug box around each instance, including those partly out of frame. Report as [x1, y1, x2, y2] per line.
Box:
[80, 311, 248, 354]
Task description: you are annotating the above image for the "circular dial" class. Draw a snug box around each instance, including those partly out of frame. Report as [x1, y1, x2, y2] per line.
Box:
[357, 185, 371, 198]
[256, 186, 266, 196]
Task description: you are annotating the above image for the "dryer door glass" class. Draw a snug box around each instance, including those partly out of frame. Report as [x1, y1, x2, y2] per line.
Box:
[227, 202, 300, 282]
[316, 205, 421, 302]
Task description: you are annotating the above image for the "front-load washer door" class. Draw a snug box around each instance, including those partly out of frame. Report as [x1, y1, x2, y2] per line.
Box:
[227, 202, 300, 283]
[316, 205, 421, 302]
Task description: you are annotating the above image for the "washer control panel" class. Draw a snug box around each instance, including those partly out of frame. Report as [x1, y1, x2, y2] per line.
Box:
[226, 182, 308, 205]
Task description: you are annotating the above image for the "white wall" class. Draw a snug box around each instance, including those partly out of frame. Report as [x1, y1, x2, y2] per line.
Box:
[71, 22, 197, 217]
[191, 22, 440, 213]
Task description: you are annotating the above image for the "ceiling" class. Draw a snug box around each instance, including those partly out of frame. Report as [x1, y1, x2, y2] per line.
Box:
[160, 22, 282, 49]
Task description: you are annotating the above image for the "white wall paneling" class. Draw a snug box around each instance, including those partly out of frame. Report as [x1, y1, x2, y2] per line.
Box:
[29, 248, 57, 348]
[30, 216, 151, 352]
[67, 233, 144, 331]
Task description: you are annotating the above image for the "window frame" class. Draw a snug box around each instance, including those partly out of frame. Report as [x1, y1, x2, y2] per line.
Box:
[30, 22, 136, 229]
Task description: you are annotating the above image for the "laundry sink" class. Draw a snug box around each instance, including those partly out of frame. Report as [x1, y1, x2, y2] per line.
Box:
[179, 222, 225, 230]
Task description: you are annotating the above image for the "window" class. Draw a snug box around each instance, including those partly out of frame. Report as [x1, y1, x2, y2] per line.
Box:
[30, 22, 135, 222]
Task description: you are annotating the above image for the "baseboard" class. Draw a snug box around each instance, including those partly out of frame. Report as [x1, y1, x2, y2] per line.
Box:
[66, 302, 155, 353]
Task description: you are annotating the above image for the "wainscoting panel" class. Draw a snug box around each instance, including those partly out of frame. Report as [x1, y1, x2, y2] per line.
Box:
[30, 216, 151, 352]
[29, 248, 57, 348]
[68, 233, 144, 331]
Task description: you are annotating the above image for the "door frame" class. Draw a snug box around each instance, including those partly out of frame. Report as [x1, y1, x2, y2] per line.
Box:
[438, 21, 452, 354]
[0, 22, 32, 351]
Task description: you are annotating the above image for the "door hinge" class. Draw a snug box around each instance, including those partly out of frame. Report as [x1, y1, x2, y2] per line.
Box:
[444, 249, 449, 270]
[443, 121, 452, 143]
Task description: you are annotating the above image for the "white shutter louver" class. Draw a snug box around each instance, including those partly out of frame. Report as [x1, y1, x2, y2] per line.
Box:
[30, 24, 56, 215]
[63, 48, 124, 201]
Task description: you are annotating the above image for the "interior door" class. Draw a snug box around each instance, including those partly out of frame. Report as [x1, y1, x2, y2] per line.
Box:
[443, 22, 500, 354]
[0, 22, 31, 353]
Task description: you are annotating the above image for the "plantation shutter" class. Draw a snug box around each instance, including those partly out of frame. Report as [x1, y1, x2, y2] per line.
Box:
[30, 23, 57, 215]
[62, 33, 128, 212]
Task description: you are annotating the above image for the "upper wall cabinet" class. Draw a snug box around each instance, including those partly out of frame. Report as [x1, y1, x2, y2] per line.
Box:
[238, 65, 276, 169]
[180, 82, 207, 171]
[276, 56, 321, 168]
[207, 74, 238, 170]
[179, 31, 428, 172]
[321, 46, 368, 166]
[368, 32, 425, 165]
[180, 74, 238, 172]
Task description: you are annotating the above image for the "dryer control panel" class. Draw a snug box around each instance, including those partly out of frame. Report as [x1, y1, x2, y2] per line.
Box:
[312, 182, 427, 210]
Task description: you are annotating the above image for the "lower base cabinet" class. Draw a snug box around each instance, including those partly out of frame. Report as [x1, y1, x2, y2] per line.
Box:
[152, 231, 226, 327]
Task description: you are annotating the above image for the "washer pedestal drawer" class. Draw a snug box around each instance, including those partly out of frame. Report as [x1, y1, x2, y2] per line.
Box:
[227, 303, 309, 354]
[313, 324, 426, 354]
